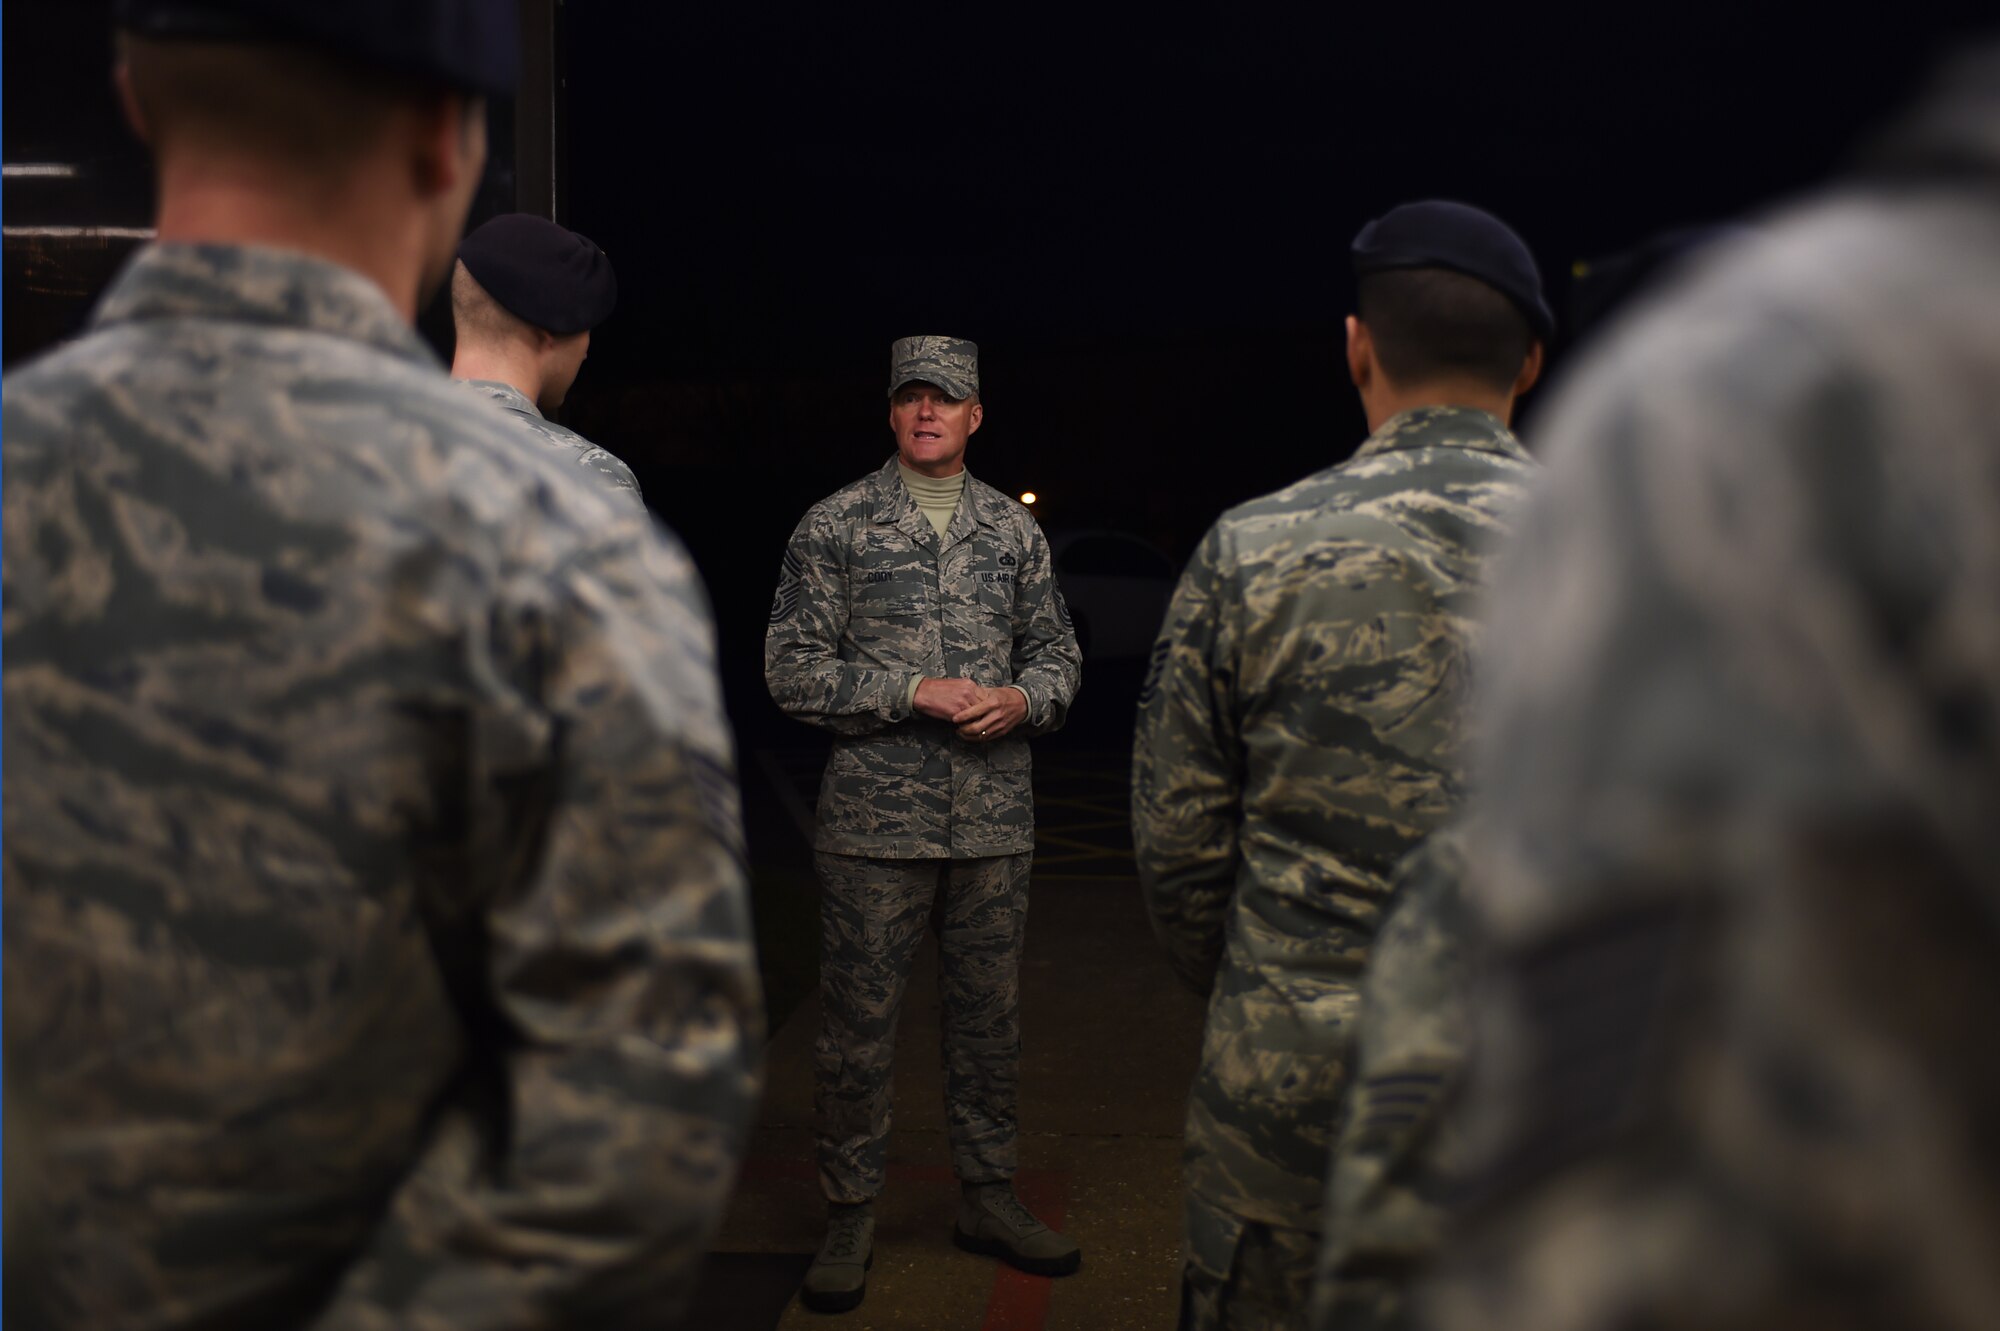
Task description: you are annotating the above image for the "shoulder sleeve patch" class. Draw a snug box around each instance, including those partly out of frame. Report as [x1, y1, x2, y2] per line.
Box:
[770, 546, 805, 624]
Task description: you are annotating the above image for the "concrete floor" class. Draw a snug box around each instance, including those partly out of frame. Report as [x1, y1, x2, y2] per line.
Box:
[705, 751, 1209, 1330]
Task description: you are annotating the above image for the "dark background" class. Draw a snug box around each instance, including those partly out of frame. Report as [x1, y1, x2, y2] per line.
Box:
[561, 7, 1991, 752]
[6, 5, 1994, 755]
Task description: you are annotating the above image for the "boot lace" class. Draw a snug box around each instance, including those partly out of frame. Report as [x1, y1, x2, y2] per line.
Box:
[983, 1190, 1043, 1234]
[824, 1211, 869, 1260]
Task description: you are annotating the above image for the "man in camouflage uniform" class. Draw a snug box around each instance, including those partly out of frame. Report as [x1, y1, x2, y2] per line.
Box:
[1425, 42, 2000, 1331]
[1133, 201, 1547, 1330]
[451, 212, 644, 506]
[1304, 227, 1750, 1331]
[765, 336, 1083, 1312]
[1307, 832, 1473, 1331]
[0, 5, 763, 1328]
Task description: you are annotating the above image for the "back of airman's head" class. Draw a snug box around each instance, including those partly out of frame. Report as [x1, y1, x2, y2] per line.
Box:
[113, 0, 517, 173]
[1350, 200, 1552, 394]
[453, 214, 618, 343]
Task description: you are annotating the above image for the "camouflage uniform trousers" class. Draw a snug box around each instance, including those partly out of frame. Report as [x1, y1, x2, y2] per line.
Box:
[813, 849, 1031, 1202]
[1182, 1195, 1321, 1331]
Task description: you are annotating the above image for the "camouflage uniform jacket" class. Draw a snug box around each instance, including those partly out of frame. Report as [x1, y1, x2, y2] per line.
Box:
[1133, 406, 1533, 1227]
[2, 243, 763, 1331]
[1431, 45, 2000, 1331]
[1311, 830, 1472, 1331]
[765, 455, 1082, 858]
[460, 376, 646, 508]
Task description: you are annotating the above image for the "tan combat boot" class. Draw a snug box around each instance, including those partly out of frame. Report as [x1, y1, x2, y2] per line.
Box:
[800, 1201, 874, 1314]
[953, 1181, 1082, 1276]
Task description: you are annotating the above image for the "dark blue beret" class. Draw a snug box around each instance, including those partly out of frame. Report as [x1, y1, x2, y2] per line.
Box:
[112, 0, 518, 97]
[1352, 200, 1555, 345]
[457, 214, 617, 336]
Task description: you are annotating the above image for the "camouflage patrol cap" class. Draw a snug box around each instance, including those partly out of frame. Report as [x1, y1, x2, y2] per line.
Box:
[1353, 200, 1556, 344]
[888, 335, 979, 400]
[111, 0, 519, 96]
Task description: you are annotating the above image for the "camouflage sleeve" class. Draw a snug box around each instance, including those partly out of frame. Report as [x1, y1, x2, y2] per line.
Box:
[1008, 517, 1083, 736]
[1132, 523, 1242, 993]
[1430, 212, 2000, 1329]
[309, 527, 764, 1331]
[1311, 830, 1471, 1331]
[764, 507, 918, 736]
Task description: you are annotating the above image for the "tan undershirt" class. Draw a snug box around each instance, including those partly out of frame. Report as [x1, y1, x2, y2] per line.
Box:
[898, 461, 965, 537]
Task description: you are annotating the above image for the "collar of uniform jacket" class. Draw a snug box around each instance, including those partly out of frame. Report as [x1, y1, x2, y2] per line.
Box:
[1348, 403, 1531, 466]
[463, 377, 548, 421]
[864, 453, 1001, 549]
[90, 242, 439, 368]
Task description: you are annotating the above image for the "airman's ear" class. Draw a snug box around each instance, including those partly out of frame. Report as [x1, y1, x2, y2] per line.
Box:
[968, 400, 984, 436]
[1514, 340, 1545, 398]
[1345, 315, 1372, 392]
[114, 59, 153, 146]
[409, 93, 483, 199]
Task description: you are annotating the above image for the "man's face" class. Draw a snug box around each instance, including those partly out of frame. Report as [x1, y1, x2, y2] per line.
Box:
[889, 381, 982, 477]
[540, 328, 590, 411]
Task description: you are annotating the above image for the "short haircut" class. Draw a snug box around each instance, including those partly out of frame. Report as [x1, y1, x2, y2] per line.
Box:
[119, 35, 421, 172]
[450, 260, 536, 345]
[1356, 267, 1536, 393]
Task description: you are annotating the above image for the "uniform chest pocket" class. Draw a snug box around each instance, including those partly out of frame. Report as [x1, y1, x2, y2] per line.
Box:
[851, 569, 930, 619]
[972, 569, 1016, 619]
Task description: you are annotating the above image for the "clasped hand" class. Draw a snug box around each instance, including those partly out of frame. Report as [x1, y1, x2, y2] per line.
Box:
[914, 677, 1028, 742]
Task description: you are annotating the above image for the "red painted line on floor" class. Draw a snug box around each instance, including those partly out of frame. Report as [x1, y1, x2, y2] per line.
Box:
[979, 1169, 1069, 1331]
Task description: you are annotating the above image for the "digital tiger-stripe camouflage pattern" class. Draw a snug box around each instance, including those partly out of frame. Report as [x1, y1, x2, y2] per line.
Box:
[764, 455, 1082, 859]
[1133, 404, 1535, 1241]
[1, 242, 763, 1331]
[1310, 829, 1474, 1331]
[812, 850, 1031, 1202]
[1429, 44, 2000, 1331]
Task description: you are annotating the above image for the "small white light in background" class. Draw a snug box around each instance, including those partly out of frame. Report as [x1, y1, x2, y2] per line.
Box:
[3, 164, 79, 178]
[1020, 491, 1038, 506]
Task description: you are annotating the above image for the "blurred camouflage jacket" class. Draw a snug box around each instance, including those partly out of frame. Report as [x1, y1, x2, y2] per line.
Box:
[460, 377, 645, 507]
[1133, 405, 1533, 1227]
[1310, 831, 1471, 1331]
[765, 456, 1081, 858]
[1, 243, 763, 1331]
[1429, 45, 2000, 1331]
